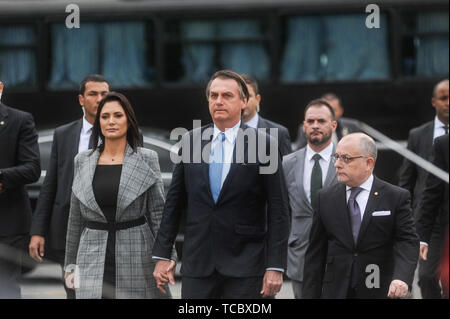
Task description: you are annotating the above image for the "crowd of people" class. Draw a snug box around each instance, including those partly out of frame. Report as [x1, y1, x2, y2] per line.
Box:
[0, 72, 448, 299]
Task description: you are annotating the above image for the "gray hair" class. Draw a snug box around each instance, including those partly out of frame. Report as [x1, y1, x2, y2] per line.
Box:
[359, 134, 377, 163]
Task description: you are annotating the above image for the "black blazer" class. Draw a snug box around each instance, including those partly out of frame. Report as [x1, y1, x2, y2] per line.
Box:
[30, 119, 82, 251]
[398, 120, 434, 211]
[416, 134, 449, 243]
[0, 102, 40, 236]
[257, 116, 292, 157]
[153, 123, 290, 278]
[303, 177, 419, 299]
[293, 117, 361, 151]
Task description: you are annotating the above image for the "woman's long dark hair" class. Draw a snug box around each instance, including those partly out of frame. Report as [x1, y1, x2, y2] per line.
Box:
[91, 92, 141, 154]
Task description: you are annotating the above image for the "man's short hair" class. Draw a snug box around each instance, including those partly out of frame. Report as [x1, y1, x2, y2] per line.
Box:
[304, 99, 336, 121]
[79, 74, 109, 96]
[205, 70, 249, 102]
[321, 92, 343, 109]
[241, 74, 260, 96]
[432, 79, 449, 98]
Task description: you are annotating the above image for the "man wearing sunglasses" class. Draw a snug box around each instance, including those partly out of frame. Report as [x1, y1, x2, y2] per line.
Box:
[303, 133, 419, 299]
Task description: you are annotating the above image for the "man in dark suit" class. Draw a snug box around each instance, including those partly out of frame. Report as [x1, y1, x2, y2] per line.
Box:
[303, 133, 419, 299]
[241, 74, 292, 157]
[398, 79, 448, 298]
[0, 81, 41, 298]
[416, 134, 449, 298]
[152, 70, 289, 299]
[28, 74, 110, 299]
[293, 93, 361, 150]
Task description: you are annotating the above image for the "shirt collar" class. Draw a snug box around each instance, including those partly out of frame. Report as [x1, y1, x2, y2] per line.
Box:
[213, 120, 241, 144]
[81, 116, 93, 134]
[434, 116, 447, 130]
[244, 113, 259, 129]
[306, 142, 333, 163]
[346, 174, 374, 193]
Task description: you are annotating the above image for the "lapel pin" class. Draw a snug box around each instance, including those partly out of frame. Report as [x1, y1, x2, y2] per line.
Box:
[0, 121, 4, 126]
[374, 192, 379, 196]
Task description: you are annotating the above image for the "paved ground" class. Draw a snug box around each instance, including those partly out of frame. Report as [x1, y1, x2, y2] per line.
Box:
[20, 261, 295, 299]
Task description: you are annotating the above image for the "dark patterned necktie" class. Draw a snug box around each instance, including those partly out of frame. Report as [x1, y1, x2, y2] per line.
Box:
[348, 187, 363, 244]
[310, 153, 322, 210]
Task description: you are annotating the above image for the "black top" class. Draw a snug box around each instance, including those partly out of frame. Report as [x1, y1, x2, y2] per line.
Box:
[92, 164, 122, 299]
[93, 164, 122, 223]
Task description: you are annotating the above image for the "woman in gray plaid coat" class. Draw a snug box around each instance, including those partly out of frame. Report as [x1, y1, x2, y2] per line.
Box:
[64, 92, 176, 299]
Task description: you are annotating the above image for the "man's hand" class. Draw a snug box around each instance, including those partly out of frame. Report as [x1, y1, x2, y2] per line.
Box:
[387, 279, 409, 298]
[29, 235, 45, 262]
[153, 259, 176, 294]
[419, 243, 428, 260]
[260, 270, 283, 297]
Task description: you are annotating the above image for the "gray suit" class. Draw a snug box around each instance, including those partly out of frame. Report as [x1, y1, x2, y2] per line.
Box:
[282, 145, 338, 298]
[64, 145, 176, 299]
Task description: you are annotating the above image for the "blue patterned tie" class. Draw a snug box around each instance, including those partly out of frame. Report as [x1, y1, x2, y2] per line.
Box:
[209, 132, 225, 203]
[348, 187, 363, 244]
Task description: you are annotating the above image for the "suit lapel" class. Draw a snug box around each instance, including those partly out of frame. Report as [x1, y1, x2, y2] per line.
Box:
[294, 148, 311, 208]
[0, 103, 9, 134]
[335, 183, 355, 249]
[200, 125, 215, 205]
[116, 145, 156, 220]
[356, 177, 385, 246]
[71, 119, 83, 158]
[323, 144, 337, 187]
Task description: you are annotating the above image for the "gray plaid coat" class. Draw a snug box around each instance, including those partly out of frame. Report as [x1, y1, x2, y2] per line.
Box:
[64, 145, 176, 299]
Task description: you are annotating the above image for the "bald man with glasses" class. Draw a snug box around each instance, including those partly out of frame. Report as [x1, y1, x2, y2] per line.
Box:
[303, 133, 419, 299]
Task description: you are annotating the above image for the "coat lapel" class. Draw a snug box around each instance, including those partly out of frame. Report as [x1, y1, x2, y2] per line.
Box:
[70, 119, 83, 158]
[294, 148, 311, 208]
[0, 103, 9, 134]
[72, 148, 105, 219]
[116, 144, 157, 220]
[323, 144, 337, 187]
[356, 177, 385, 246]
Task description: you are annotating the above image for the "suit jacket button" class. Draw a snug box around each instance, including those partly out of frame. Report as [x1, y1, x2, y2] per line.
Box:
[354, 253, 358, 257]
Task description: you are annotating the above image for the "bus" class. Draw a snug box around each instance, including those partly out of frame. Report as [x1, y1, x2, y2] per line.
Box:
[0, 0, 448, 183]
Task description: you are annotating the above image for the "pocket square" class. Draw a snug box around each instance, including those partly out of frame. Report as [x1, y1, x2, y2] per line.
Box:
[372, 211, 391, 216]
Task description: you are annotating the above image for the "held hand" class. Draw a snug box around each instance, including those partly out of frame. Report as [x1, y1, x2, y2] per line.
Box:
[153, 259, 176, 294]
[260, 270, 283, 297]
[419, 244, 428, 261]
[387, 279, 409, 298]
[29, 235, 45, 262]
[64, 272, 76, 290]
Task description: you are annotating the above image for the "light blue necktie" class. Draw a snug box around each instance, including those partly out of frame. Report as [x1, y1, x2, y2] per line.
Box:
[209, 132, 225, 203]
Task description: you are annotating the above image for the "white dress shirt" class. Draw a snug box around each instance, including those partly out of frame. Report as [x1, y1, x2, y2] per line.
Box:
[244, 113, 259, 129]
[303, 143, 334, 204]
[345, 174, 374, 221]
[78, 117, 93, 154]
[433, 116, 448, 141]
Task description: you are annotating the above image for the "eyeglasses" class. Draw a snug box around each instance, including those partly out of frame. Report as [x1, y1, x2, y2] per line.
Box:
[331, 154, 367, 164]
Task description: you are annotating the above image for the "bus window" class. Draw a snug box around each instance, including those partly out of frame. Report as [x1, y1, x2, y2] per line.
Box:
[401, 11, 448, 77]
[164, 18, 270, 83]
[0, 24, 37, 88]
[281, 14, 390, 82]
[48, 21, 155, 88]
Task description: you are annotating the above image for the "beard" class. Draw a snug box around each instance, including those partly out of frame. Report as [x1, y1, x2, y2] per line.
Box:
[308, 130, 332, 146]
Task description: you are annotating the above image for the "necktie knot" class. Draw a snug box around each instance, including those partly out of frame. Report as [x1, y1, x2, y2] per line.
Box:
[220, 132, 226, 142]
[444, 125, 449, 135]
[312, 153, 321, 163]
[349, 187, 363, 201]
